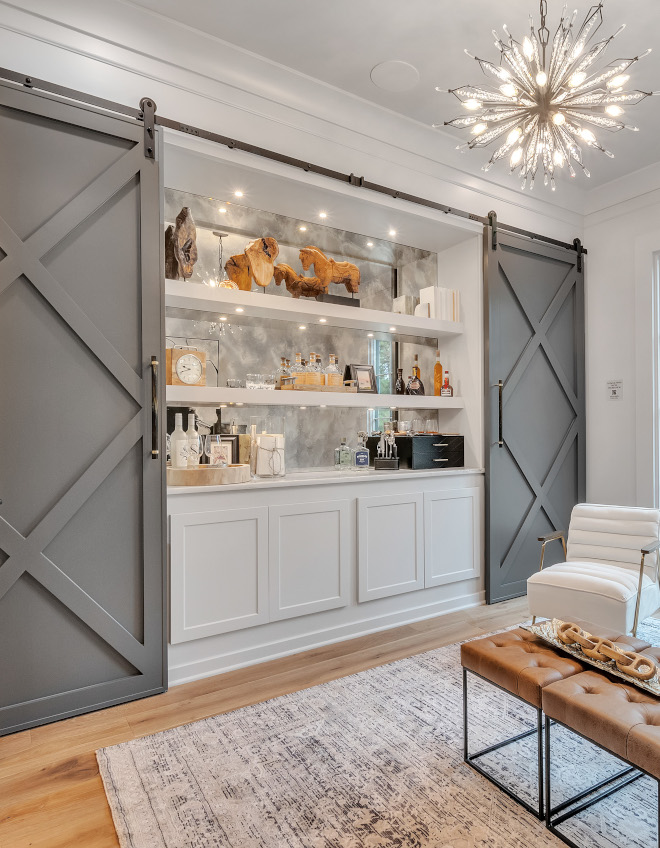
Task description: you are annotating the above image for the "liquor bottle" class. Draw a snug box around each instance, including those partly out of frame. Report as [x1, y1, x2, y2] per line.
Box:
[291, 352, 305, 385]
[307, 353, 324, 386]
[440, 369, 454, 397]
[394, 368, 405, 395]
[186, 413, 200, 467]
[325, 354, 343, 388]
[433, 350, 443, 396]
[334, 436, 352, 471]
[406, 355, 425, 395]
[353, 431, 370, 472]
[276, 356, 289, 387]
[170, 413, 188, 468]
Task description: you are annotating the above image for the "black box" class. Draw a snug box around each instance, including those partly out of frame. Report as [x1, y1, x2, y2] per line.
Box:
[366, 434, 464, 470]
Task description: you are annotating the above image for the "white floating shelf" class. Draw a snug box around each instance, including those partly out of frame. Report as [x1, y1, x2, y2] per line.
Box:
[167, 386, 465, 410]
[165, 280, 463, 340]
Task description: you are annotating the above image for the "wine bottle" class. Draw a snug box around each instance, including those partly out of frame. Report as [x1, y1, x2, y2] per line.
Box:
[186, 413, 200, 467]
[433, 350, 443, 396]
[395, 368, 405, 395]
[171, 413, 188, 469]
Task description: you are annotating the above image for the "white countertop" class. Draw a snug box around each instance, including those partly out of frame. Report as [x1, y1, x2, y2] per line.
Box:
[168, 466, 484, 494]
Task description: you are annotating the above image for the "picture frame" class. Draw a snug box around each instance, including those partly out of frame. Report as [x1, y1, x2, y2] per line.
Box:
[218, 434, 239, 464]
[344, 364, 378, 394]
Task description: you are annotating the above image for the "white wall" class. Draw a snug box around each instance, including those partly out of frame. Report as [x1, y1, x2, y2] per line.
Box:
[584, 184, 660, 506]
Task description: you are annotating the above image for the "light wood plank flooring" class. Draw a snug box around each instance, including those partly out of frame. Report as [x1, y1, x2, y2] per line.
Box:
[0, 598, 529, 848]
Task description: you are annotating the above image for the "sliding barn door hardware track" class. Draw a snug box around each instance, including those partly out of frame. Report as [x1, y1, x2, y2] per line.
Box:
[0, 65, 586, 258]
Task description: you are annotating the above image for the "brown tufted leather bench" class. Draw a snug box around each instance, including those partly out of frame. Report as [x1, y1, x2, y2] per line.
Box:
[460, 628, 586, 818]
[542, 669, 660, 846]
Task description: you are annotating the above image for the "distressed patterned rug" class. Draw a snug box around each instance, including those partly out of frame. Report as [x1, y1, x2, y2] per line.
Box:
[98, 622, 660, 848]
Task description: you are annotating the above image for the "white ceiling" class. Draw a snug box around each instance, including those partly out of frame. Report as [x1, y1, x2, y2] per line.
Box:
[126, 0, 660, 191]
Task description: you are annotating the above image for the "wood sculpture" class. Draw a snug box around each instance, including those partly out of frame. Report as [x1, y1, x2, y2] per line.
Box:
[164, 207, 198, 280]
[299, 246, 360, 294]
[273, 264, 325, 299]
[245, 237, 279, 287]
[224, 254, 252, 291]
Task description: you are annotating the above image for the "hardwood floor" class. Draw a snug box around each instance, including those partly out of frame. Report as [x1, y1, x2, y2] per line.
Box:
[0, 598, 529, 848]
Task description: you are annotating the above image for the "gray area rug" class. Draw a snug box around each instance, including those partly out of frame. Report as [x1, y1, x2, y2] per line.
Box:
[98, 622, 660, 847]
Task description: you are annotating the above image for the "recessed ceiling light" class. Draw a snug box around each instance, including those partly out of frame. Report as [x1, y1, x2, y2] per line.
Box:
[299, 225, 307, 232]
[319, 318, 327, 323]
[299, 406, 307, 410]
[218, 207, 227, 214]
[319, 211, 327, 219]
[220, 404, 228, 408]
[370, 60, 420, 93]
[299, 325, 306, 330]
[390, 406, 397, 411]
[235, 403, 244, 406]
[389, 326, 396, 332]
[367, 332, 374, 337]
[235, 307, 244, 313]
[220, 316, 227, 321]
[320, 404, 327, 408]
[389, 229, 397, 237]
[367, 242, 374, 247]
[234, 190, 244, 197]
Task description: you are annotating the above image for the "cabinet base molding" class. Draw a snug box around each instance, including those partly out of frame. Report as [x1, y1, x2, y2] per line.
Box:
[168, 589, 485, 686]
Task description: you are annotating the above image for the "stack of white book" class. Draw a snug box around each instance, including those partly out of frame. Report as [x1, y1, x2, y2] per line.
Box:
[417, 286, 461, 322]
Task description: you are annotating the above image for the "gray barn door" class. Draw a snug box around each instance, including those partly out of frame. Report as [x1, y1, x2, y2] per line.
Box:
[485, 228, 585, 603]
[0, 83, 165, 734]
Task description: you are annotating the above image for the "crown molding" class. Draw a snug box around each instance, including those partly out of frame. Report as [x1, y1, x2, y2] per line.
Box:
[0, 0, 586, 234]
[585, 160, 660, 218]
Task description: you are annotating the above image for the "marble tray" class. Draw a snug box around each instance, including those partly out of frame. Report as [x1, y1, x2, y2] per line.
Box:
[521, 618, 660, 697]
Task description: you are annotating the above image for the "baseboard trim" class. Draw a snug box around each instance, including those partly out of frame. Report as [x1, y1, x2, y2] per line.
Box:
[168, 589, 486, 685]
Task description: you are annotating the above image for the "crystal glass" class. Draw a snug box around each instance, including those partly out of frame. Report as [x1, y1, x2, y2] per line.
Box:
[246, 373, 264, 389]
[425, 418, 439, 434]
[411, 418, 424, 435]
[398, 420, 411, 435]
[187, 433, 202, 467]
[226, 378, 242, 388]
[204, 434, 228, 467]
[263, 374, 277, 390]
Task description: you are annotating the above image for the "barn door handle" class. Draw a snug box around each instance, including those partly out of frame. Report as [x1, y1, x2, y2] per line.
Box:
[497, 379, 503, 447]
[151, 356, 159, 459]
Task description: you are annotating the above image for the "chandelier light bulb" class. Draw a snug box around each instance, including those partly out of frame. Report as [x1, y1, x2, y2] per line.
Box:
[568, 71, 586, 88]
[608, 74, 630, 89]
[438, 1, 653, 190]
[507, 127, 522, 144]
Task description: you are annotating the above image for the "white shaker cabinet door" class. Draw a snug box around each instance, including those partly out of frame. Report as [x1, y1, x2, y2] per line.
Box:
[357, 493, 424, 602]
[269, 499, 350, 621]
[170, 507, 269, 643]
[423, 488, 480, 587]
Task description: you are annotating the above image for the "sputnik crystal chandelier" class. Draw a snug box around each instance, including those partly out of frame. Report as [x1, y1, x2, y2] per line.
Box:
[437, 1, 655, 190]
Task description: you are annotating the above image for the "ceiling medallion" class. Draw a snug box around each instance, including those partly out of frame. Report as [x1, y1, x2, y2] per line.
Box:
[437, 2, 655, 190]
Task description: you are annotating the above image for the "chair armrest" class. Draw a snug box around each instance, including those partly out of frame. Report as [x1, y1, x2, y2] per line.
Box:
[538, 531, 566, 543]
[641, 540, 660, 555]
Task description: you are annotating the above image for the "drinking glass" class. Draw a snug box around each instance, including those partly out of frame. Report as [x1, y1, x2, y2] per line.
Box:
[398, 420, 411, 435]
[411, 418, 424, 435]
[187, 433, 202, 467]
[226, 378, 241, 388]
[425, 418, 438, 434]
[263, 374, 277, 390]
[246, 373, 264, 389]
[204, 434, 228, 467]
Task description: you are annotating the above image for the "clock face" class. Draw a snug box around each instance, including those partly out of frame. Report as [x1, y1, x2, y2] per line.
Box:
[175, 353, 203, 385]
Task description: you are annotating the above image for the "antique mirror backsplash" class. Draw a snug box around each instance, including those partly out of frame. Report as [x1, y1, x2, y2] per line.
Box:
[165, 188, 462, 471]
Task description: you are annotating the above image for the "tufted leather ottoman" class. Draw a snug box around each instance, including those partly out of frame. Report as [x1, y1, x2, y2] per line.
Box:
[461, 628, 585, 708]
[542, 669, 660, 846]
[461, 628, 586, 818]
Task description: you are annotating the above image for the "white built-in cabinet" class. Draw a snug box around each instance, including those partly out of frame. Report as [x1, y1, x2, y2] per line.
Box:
[169, 472, 482, 647]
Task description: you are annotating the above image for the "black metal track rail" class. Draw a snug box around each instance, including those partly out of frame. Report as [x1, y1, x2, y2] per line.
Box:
[0, 66, 585, 256]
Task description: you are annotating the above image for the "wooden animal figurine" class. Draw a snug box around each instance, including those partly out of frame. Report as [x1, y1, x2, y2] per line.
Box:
[164, 207, 198, 279]
[245, 237, 279, 287]
[224, 254, 252, 291]
[299, 246, 360, 294]
[273, 264, 325, 298]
